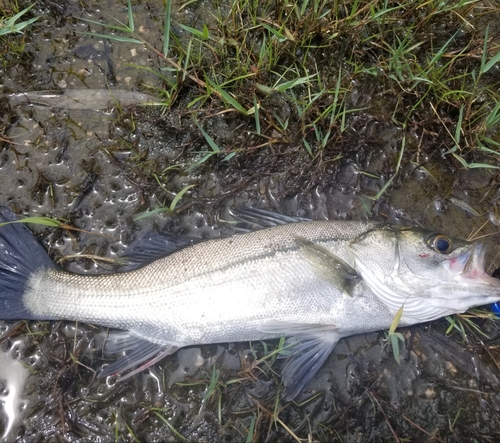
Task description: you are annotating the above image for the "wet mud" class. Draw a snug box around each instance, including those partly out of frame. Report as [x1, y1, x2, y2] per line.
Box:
[1, 0, 500, 441]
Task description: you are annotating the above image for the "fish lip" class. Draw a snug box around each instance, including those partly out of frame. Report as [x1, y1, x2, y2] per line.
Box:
[451, 243, 500, 286]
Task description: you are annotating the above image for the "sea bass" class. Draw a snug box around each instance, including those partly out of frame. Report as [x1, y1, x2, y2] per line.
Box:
[1, 207, 499, 400]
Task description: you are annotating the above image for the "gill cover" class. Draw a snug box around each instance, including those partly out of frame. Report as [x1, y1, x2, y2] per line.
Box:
[349, 227, 500, 323]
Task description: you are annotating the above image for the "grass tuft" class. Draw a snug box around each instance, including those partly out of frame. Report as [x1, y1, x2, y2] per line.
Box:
[79, 0, 500, 190]
[0, 3, 39, 36]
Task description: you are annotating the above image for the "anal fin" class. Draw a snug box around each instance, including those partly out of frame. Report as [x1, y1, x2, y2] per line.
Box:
[98, 332, 177, 381]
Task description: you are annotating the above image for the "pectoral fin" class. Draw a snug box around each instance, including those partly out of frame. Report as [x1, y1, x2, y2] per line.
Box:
[258, 321, 339, 400]
[295, 236, 360, 296]
[98, 332, 178, 381]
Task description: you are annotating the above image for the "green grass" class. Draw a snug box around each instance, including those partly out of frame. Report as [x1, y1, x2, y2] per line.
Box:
[81, 0, 500, 192]
[0, 2, 39, 67]
[0, 3, 39, 36]
[133, 184, 195, 220]
[445, 308, 500, 341]
[165, 337, 307, 441]
[77, 1, 500, 387]
[6, 2, 499, 441]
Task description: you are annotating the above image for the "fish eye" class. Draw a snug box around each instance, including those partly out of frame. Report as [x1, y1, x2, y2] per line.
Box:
[427, 234, 453, 254]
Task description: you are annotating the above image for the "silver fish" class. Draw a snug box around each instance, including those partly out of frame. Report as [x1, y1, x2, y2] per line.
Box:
[1, 207, 499, 400]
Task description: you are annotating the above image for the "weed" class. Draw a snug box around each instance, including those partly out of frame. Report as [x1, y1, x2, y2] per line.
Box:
[8, 1, 500, 441]
[446, 308, 499, 342]
[0, 3, 39, 36]
[384, 305, 406, 365]
[149, 409, 187, 441]
[134, 184, 195, 220]
[79, 0, 500, 185]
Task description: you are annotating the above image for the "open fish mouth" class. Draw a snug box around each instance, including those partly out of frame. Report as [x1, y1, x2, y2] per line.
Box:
[448, 244, 500, 286]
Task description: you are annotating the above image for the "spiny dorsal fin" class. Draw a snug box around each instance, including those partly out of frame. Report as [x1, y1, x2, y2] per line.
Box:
[229, 207, 309, 230]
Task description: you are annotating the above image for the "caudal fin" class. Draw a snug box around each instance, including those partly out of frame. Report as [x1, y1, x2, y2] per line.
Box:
[0, 207, 55, 320]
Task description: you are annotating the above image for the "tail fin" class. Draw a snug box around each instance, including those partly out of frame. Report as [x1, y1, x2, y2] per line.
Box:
[0, 207, 55, 320]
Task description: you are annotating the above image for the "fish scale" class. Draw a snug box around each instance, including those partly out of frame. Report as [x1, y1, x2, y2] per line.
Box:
[25, 226, 368, 340]
[1, 207, 500, 400]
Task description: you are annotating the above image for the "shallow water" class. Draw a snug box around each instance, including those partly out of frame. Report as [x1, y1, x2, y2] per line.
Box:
[0, 340, 30, 442]
[1, 0, 500, 441]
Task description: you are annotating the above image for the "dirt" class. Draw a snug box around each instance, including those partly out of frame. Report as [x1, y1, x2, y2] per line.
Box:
[1, 0, 500, 442]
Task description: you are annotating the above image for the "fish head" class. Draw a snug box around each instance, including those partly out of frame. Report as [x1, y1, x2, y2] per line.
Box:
[349, 227, 500, 323]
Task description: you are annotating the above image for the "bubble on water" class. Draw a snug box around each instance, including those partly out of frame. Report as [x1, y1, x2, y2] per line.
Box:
[0, 345, 30, 441]
[168, 348, 204, 387]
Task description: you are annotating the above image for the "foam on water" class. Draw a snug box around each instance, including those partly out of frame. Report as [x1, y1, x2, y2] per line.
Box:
[0, 339, 30, 441]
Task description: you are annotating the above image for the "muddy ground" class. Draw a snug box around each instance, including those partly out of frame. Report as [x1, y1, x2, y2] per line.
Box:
[1, 0, 500, 442]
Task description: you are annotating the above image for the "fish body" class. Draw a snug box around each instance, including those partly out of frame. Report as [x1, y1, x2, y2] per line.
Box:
[24, 221, 392, 342]
[1, 208, 499, 399]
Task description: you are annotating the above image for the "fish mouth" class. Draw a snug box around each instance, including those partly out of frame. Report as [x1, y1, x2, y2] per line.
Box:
[448, 243, 500, 286]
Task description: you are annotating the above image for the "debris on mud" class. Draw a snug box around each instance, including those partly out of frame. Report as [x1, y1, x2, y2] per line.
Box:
[1, 0, 500, 441]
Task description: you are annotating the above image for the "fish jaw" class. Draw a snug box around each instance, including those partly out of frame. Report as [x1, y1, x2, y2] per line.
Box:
[447, 243, 500, 287]
[420, 243, 500, 319]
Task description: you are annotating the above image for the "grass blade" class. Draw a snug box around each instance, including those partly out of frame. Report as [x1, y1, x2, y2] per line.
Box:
[482, 50, 500, 74]
[467, 163, 500, 170]
[262, 23, 288, 42]
[274, 73, 317, 93]
[0, 3, 39, 35]
[195, 120, 220, 152]
[479, 25, 500, 74]
[303, 138, 313, 156]
[126, 0, 134, 32]
[206, 79, 248, 114]
[389, 305, 404, 335]
[0, 217, 61, 228]
[163, 0, 171, 56]
[151, 411, 186, 441]
[178, 23, 209, 40]
[245, 415, 257, 443]
[169, 184, 195, 211]
[485, 101, 500, 127]
[454, 104, 464, 147]
[78, 17, 130, 32]
[3, 3, 36, 26]
[82, 32, 143, 44]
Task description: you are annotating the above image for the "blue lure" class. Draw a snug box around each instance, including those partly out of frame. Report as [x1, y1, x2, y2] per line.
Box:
[492, 268, 500, 316]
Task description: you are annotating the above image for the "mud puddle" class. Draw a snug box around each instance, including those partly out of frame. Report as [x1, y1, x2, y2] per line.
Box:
[1, 0, 500, 441]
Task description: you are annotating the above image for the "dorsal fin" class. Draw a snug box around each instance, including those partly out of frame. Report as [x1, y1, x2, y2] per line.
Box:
[230, 207, 309, 227]
[118, 232, 199, 272]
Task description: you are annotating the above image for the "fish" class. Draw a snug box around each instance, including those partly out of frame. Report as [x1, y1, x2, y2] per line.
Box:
[1, 206, 499, 400]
